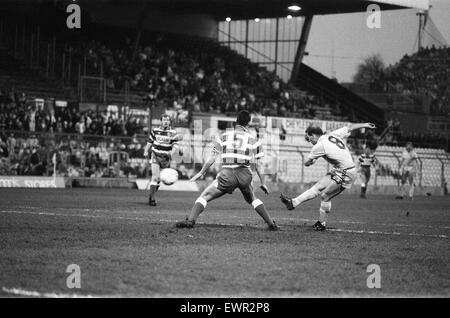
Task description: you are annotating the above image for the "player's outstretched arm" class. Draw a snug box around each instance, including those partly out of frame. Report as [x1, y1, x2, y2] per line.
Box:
[347, 122, 376, 132]
[191, 139, 220, 181]
[304, 158, 317, 167]
[190, 156, 216, 182]
[398, 158, 405, 170]
[143, 142, 152, 159]
[253, 161, 269, 195]
[170, 143, 183, 159]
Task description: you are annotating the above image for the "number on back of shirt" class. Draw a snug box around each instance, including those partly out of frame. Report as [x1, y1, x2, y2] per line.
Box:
[328, 136, 346, 149]
[224, 133, 248, 151]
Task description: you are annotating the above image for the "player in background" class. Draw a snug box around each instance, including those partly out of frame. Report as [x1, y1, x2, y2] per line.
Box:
[0, 133, 8, 158]
[280, 122, 376, 231]
[357, 147, 378, 199]
[175, 110, 278, 230]
[395, 142, 419, 200]
[143, 114, 181, 206]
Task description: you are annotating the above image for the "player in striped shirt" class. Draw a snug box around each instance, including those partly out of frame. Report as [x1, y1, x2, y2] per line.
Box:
[144, 114, 181, 206]
[175, 110, 278, 230]
[357, 147, 378, 199]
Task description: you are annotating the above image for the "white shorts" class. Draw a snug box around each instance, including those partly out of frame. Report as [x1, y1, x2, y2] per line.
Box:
[328, 167, 357, 189]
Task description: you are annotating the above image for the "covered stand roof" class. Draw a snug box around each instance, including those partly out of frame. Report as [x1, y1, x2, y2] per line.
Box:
[102, 0, 429, 20]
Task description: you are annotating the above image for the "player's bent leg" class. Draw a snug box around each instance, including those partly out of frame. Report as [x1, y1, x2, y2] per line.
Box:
[252, 198, 279, 230]
[241, 187, 278, 230]
[281, 175, 329, 210]
[396, 172, 407, 199]
[312, 177, 346, 231]
[148, 163, 160, 205]
[200, 180, 227, 201]
[317, 187, 343, 229]
[319, 201, 331, 224]
[176, 181, 225, 228]
[321, 180, 345, 202]
[409, 183, 415, 200]
[312, 200, 332, 231]
[360, 171, 368, 198]
[408, 175, 415, 199]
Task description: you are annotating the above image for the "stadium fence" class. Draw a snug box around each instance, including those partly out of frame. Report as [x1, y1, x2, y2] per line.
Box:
[1, 131, 449, 191]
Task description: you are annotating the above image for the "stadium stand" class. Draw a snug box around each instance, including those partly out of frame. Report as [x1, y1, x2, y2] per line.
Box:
[1, 18, 446, 146]
[0, 88, 145, 136]
[0, 18, 359, 121]
[0, 50, 75, 101]
[375, 145, 450, 187]
[381, 46, 450, 117]
[0, 18, 448, 191]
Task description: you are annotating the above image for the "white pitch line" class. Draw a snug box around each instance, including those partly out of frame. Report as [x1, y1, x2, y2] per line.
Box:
[0, 210, 152, 222]
[1, 287, 97, 298]
[0, 210, 448, 239]
[1, 287, 441, 298]
[8, 206, 450, 230]
[0, 210, 255, 228]
[328, 228, 448, 239]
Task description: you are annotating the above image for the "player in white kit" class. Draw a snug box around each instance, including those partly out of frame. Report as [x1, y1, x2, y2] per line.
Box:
[280, 122, 376, 231]
[395, 142, 419, 200]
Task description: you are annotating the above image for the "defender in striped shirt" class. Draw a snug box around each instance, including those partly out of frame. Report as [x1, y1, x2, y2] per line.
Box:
[357, 147, 378, 199]
[215, 124, 264, 168]
[175, 110, 278, 230]
[144, 114, 181, 206]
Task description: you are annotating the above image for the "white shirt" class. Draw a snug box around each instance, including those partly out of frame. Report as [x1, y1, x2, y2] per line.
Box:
[307, 126, 355, 170]
[401, 150, 418, 171]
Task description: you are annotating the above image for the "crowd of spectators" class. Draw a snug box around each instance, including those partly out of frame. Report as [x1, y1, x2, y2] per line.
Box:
[0, 89, 145, 136]
[394, 131, 448, 149]
[1, 30, 349, 139]
[0, 132, 48, 176]
[2, 31, 449, 180]
[64, 31, 347, 120]
[0, 131, 202, 179]
[0, 131, 143, 178]
[381, 45, 450, 116]
[382, 116, 448, 149]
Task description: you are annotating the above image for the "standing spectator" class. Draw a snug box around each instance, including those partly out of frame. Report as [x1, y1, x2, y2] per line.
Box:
[29, 147, 42, 175]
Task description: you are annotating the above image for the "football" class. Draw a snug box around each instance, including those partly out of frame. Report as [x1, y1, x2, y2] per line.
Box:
[160, 168, 179, 185]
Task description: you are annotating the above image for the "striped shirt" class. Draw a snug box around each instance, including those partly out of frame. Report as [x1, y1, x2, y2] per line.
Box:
[148, 127, 180, 157]
[213, 126, 264, 168]
[358, 154, 376, 167]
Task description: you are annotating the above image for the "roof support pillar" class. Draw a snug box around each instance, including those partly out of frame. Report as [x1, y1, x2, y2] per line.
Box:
[290, 14, 313, 84]
[131, 0, 150, 64]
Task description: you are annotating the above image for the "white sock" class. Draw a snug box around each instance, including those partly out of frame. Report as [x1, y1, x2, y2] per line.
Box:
[319, 201, 331, 225]
[292, 187, 320, 208]
[409, 184, 415, 198]
[399, 185, 405, 197]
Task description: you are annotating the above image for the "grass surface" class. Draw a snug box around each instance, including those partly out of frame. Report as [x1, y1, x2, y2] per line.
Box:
[0, 188, 449, 297]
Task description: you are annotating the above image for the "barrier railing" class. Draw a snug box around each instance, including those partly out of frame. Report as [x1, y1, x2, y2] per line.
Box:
[1, 130, 449, 189]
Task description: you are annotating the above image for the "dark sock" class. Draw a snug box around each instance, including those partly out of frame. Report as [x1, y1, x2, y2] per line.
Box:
[189, 202, 205, 222]
[362, 186, 367, 194]
[156, 181, 160, 192]
[254, 203, 274, 226]
[149, 185, 157, 200]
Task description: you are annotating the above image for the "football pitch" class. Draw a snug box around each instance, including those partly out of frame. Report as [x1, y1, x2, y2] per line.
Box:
[0, 188, 449, 297]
